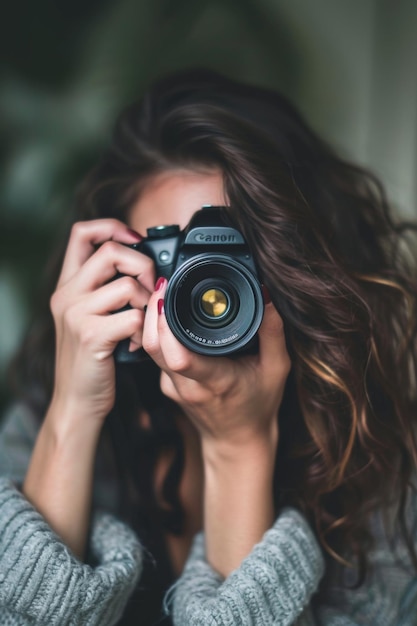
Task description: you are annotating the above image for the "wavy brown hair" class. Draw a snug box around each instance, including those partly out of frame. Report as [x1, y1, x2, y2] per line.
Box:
[11, 69, 417, 587]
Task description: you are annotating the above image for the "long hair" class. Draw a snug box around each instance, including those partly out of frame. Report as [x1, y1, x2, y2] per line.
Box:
[11, 68, 417, 585]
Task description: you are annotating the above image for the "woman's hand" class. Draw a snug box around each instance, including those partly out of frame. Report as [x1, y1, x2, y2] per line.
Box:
[24, 219, 155, 559]
[142, 277, 290, 446]
[142, 277, 291, 576]
[49, 219, 155, 427]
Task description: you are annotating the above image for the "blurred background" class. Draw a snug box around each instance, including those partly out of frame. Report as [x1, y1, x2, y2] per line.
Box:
[1, 0, 417, 414]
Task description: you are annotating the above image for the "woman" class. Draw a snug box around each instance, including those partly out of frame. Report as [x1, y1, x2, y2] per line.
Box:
[1, 68, 417, 625]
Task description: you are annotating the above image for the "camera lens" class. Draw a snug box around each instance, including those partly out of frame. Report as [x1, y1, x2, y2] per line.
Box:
[164, 254, 263, 356]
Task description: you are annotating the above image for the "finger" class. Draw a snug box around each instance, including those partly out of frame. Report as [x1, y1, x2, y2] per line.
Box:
[154, 310, 214, 404]
[75, 276, 151, 316]
[58, 219, 144, 287]
[142, 277, 198, 374]
[69, 308, 145, 361]
[80, 277, 149, 348]
[141, 278, 170, 370]
[115, 307, 146, 350]
[157, 303, 199, 373]
[65, 240, 156, 295]
[156, 295, 234, 386]
[257, 302, 291, 377]
[100, 308, 145, 346]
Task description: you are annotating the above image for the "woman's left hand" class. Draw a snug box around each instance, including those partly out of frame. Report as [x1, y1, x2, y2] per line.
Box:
[142, 278, 291, 577]
[142, 278, 291, 447]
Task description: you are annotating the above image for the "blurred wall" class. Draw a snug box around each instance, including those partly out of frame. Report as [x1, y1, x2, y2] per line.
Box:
[1, 0, 416, 412]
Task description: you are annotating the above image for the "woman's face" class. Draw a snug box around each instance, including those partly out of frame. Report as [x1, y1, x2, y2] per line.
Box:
[128, 169, 227, 235]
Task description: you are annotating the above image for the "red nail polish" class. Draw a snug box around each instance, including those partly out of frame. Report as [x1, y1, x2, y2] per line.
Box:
[155, 277, 167, 291]
[261, 284, 272, 304]
[157, 299, 165, 315]
[127, 228, 143, 241]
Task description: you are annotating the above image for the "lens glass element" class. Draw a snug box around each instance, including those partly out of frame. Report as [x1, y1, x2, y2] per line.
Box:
[200, 288, 228, 318]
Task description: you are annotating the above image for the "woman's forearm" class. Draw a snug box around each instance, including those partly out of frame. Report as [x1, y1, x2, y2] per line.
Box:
[23, 401, 101, 560]
[202, 424, 278, 578]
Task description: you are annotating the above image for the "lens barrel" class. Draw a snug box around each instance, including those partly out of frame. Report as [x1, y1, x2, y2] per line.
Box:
[164, 254, 263, 355]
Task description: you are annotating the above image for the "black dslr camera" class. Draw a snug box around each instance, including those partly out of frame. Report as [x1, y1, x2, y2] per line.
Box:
[115, 206, 264, 363]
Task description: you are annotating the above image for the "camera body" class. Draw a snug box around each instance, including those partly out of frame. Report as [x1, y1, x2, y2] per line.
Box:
[115, 206, 264, 363]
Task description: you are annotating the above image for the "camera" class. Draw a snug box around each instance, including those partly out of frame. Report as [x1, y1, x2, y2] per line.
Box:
[115, 206, 264, 363]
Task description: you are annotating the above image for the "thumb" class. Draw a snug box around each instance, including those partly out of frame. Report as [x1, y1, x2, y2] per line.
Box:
[257, 301, 290, 372]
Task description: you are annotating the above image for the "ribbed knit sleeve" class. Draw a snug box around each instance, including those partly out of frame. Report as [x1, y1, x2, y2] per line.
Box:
[168, 508, 325, 625]
[0, 479, 143, 626]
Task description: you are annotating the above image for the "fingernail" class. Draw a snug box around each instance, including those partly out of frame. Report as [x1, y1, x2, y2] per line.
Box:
[155, 277, 167, 291]
[158, 299, 165, 315]
[127, 228, 143, 241]
[261, 284, 272, 304]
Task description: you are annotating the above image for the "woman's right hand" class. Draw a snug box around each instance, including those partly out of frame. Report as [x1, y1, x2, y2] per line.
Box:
[49, 219, 156, 429]
[23, 219, 155, 559]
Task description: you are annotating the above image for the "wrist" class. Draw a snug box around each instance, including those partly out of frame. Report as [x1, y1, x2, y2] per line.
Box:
[45, 396, 104, 445]
[202, 434, 277, 504]
[202, 425, 278, 577]
[201, 420, 278, 468]
[23, 402, 101, 560]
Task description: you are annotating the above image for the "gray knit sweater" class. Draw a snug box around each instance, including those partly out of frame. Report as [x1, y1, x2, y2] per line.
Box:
[1, 403, 417, 625]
